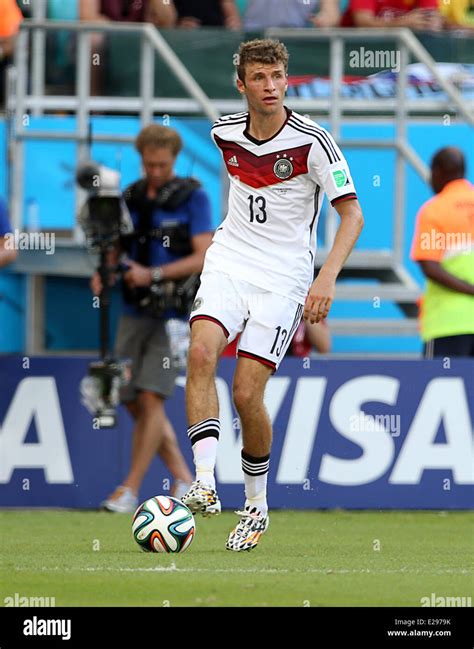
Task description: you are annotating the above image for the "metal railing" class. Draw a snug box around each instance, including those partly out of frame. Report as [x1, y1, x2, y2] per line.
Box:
[10, 18, 220, 239]
[9, 18, 222, 354]
[7, 21, 473, 351]
[268, 27, 473, 276]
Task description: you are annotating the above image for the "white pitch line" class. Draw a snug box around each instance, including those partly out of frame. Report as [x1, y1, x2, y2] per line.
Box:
[13, 565, 473, 575]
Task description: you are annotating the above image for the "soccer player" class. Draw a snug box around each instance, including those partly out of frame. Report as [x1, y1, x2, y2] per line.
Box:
[182, 39, 363, 551]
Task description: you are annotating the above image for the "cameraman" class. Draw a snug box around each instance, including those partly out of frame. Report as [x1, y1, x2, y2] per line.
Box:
[92, 124, 213, 512]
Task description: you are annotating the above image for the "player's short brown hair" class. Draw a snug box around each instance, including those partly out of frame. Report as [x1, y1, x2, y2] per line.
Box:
[135, 124, 182, 157]
[236, 39, 289, 82]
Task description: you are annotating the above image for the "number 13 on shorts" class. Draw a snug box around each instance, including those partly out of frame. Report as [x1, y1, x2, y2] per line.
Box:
[190, 271, 305, 372]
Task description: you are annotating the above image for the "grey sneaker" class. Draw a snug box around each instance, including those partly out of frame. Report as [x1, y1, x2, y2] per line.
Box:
[226, 507, 269, 552]
[171, 479, 192, 501]
[181, 480, 221, 517]
[101, 486, 138, 513]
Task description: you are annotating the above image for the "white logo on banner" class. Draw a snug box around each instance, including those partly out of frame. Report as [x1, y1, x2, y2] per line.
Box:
[0, 378, 74, 483]
[319, 375, 398, 486]
[179, 375, 473, 486]
[1, 375, 471, 487]
[390, 378, 473, 485]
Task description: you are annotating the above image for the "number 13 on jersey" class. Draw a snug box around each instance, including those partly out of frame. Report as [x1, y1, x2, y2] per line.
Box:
[247, 195, 267, 223]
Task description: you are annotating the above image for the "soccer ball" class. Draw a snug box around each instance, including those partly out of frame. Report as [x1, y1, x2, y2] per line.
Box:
[132, 495, 195, 553]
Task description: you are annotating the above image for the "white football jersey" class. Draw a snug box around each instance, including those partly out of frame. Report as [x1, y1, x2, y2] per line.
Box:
[204, 108, 357, 304]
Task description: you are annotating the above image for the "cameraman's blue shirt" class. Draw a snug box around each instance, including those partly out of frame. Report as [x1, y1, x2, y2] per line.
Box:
[122, 186, 213, 318]
[0, 198, 12, 236]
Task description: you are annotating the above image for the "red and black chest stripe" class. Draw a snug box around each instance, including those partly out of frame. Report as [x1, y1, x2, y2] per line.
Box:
[214, 134, 312, 190]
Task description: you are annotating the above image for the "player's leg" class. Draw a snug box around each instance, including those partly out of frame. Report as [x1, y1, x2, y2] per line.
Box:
[186, 319, 227, 424]
[226, 289, 303, 550]
[234, 358, 274, 512]
[181, 270, 246, 515]
[181, 319, 229, 515]
[226, 357, 273, 551]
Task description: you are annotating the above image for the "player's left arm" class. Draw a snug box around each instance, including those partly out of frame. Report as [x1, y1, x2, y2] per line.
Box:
[304, 198, 364, 324]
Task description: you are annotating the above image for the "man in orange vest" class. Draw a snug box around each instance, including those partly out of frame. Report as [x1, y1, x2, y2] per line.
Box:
[0, 0, 23, 106]
[411, 147, 474, 357]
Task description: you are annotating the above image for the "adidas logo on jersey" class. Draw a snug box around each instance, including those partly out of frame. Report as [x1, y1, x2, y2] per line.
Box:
[227, 155, 239, 167]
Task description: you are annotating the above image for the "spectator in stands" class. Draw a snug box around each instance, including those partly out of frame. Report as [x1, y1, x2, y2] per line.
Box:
[79, 0, 177, 26]
[0, 0, 23, 107]
[244, 0, 341, 30]
[79, 1, 177, 95]
[341, 0, 442, 29]
[46, 0, 79, 92]
[91, 124, 214, 512]
[0, 197, 17, 268]
[410, 147, 474, 358]
[440, 0, 474, 29]
[174, 0, 242, 29]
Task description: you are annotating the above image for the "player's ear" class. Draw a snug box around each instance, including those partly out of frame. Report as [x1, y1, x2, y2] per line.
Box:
[236, 77, 245, 94]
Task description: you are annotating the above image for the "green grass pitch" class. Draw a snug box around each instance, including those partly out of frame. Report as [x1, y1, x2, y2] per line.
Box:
[1, 510, 472, 607]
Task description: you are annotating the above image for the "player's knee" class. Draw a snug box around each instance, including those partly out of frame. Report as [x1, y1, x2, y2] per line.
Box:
[232, 382, 260, 414]
[188, 340, 217, 373]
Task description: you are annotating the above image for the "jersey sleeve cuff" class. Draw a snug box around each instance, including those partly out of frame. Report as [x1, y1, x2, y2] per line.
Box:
[331, 193, 358, 206]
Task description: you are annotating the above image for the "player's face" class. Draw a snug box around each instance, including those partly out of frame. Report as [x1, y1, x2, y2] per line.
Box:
[237, 62, 288, 115]
[141, 146, 176, 190]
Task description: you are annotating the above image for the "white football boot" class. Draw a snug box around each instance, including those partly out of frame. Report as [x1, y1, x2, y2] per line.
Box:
[101, 486, 138, 513]
[181, 480, 221, 517]
[226, 507, 269, 552]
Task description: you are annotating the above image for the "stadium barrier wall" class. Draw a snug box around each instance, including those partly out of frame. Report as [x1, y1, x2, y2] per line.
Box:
[0, 357, 472, 510]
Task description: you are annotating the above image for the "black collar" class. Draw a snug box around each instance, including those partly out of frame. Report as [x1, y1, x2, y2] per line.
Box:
[243, 107, 292, 146]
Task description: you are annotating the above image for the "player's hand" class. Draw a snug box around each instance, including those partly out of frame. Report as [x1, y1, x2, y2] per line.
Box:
[123, 260, 152, 288]
[304, 271, 336, 324]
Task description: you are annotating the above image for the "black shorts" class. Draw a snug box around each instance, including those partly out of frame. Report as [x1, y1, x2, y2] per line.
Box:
[424, 334, 474, 358]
